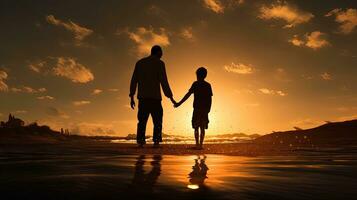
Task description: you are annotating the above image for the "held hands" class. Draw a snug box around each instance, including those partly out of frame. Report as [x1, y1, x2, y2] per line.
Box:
[170, 96, 177, 105]
[170, 97, 180, 108]
[131, 96, 181, 110]
[174, 102, 181, 108]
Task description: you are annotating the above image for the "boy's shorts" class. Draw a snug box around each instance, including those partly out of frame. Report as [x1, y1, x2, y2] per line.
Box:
[192, 109, 209, 129]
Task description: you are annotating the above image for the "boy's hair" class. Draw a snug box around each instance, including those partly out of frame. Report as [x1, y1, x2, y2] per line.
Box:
[196, 67, 207, 79]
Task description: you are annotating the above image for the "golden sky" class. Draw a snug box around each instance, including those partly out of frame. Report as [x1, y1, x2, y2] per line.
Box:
[0, 0, 357, 136]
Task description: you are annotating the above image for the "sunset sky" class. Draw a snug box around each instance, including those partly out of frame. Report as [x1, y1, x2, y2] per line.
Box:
[1, 0, 357, 136]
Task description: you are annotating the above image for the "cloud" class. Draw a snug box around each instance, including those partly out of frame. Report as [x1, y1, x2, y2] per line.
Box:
[275, 90, 287, 96]
[46, 107, 69, 118]
[46, 15, 93, 46]
[320, 72, 332, 81]
[180, 27, 194, 41]
[37, 95, 55, 100]
[305, 31, 330, 49]
[147, 5, 166, 16]
[234, 89, 254, 95]
[289, 31, 330, 50]
[274, 68, 291, 82]
[224, 62, 254, 74]
[259, 88, 287, 96]
[92, 89, 103, 95]
[259, 1, 313, 28]
[119, 27, 170, 56]
[291, 118, 323, 129]
[13, 110, 27, 114]
[28, 60, 47, 73]
[73, 100, 91, 106]
[259, 88, 274, 95]
[202, 0, 244, 13]
[336, 106, 357, 112]
[53, 57, 94, 83]
[326, 8, 357, 34]
[28, 57, 94, 83]
[203, 0, 224, 14]
[301, 74, 314, 80]
[289, 35, 304, 46]
[11, 86, 46, 93]
[70, 122, 116, 136]
[337, 114, 357, 121]
[108, 88, 119, 92]
[0, 70, 8, 92]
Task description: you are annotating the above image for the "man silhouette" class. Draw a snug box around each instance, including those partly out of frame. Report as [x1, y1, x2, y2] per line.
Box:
[129, 45, 175, 147]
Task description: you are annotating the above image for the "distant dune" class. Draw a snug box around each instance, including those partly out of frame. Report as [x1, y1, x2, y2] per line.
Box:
[2, 114, 356, 146]
[255, 120, 357, 145]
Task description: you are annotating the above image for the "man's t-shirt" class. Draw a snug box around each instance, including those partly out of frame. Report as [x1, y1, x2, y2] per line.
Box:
[189, 80, 213, 112]
[129, 55, 173, 100]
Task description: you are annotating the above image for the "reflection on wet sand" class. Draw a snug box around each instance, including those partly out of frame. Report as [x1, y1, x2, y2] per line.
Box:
[188, 155, 209, 190]
[1, 153, 357, 199]
[132, 155, 162, 190]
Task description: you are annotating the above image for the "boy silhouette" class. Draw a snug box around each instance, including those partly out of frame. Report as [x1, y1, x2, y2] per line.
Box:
[175, 67, 212, 149]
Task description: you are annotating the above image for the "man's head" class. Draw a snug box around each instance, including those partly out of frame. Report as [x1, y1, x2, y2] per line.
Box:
[196, 67, 207, 81]
[151, 45, 163, 58]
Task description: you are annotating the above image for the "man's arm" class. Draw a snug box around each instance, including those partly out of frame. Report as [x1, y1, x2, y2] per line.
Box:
[129, 63, 138, 109]
[159, 62, 173, 98]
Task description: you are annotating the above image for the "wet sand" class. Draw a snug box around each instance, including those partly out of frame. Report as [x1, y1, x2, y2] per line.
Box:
[1, 141, 357, 199]
[2, 139, 356, 156]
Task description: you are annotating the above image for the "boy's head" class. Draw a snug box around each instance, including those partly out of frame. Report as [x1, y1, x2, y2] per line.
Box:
[196, 67, 207, 81]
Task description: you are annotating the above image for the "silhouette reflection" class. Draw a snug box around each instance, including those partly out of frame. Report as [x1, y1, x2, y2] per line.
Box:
[188, 155, 209, 190]
[132, 155, 162, 190]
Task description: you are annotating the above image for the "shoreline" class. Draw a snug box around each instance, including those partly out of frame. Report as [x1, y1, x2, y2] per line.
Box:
[1, 139, 355, 157]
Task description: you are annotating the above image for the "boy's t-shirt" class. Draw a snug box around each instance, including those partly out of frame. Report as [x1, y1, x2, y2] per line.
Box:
[189, 80, 213, 112]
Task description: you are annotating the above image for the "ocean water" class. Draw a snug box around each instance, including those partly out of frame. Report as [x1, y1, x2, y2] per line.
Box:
[1, 153, 356, 199]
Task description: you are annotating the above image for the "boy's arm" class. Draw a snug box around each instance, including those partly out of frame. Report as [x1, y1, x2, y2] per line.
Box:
[175, 91, 192, 107]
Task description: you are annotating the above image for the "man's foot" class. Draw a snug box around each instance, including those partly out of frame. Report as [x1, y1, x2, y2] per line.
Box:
[197, 144, 203, 150]
[138, 143, 144, 148]
[153, 142, 160, 148]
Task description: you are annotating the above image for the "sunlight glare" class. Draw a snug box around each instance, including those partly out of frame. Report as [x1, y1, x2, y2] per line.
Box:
[187, 184, 199, 190]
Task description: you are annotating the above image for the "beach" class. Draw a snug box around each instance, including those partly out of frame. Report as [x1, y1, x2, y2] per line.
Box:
[1, 140, 357, 199]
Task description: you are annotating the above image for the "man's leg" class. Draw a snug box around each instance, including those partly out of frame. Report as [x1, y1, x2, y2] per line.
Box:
[137, 100, 150, 146]
[151, 101, 163, 144]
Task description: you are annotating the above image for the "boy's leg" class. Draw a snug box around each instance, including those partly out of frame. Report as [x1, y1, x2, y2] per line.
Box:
[137, 100, 150, 146]
[194, 128, 199, 147]
[199, 126, 205, 146]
